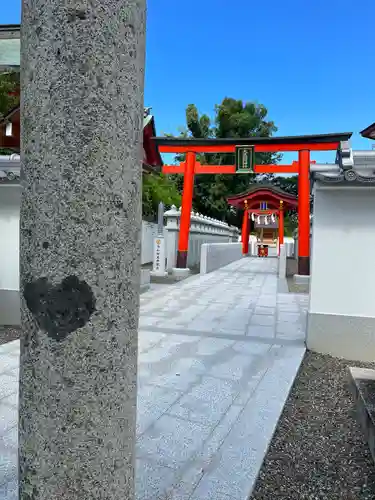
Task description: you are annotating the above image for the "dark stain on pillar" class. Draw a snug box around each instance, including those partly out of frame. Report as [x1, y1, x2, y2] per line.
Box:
[23, 275, 96, 341]
[67, 9, 87, 22]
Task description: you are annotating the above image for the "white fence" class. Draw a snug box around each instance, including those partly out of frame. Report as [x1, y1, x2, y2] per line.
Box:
[163, 206, 240, 271]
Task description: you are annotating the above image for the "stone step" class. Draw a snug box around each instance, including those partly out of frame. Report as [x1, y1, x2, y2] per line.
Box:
[348, 366, 375, 463]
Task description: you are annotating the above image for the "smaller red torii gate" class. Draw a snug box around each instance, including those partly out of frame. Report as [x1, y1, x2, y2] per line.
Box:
[153, 132, 352, 276]
[227, 185, 299, 256]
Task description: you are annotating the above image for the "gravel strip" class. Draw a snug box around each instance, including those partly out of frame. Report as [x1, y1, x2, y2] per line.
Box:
[251, 351, 375, 500]
[0, 326, 21, 346]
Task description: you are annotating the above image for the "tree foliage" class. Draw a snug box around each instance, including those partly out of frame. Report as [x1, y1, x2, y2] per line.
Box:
[142, 172, 181, 221]
[170, 98, 283, 225]
[0, 72, 20, 155]
[0, 71, 20, 119]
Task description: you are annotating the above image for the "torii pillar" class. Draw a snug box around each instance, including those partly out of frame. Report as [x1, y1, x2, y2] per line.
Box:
[241, 200, 250, 255]
[278, 200, 284, 255]
[297, 150, 311, 276]
[175, 151, 195, 271]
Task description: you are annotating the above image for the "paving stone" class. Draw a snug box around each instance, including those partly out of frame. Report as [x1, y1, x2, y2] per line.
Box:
[0, 355, 19, 375]
[0, 482, 17, 500]
[138, 331, 166, 353]
[138, 316, 163, 328]
[189, 476, 238, 500]
[257, 299, 277, 308]
[0, 341, 19, 356]
[217, 321, 247, 334]
[0, 392, 18, 409]
[4, 368, 18, 381]
[279, 301, 299, 309]
[231, 341, 270, 356]
[137, 385, 183, 435]
[276, 322, 305, 340]
[246, 325, 275, 339]
[195, 338, 235, 356]
[186, 320, 219, 332]
[168, 376, 237, 426]
[0, 445, 17, 488]
[0, 376, 18, 400]
[146, 358, 203, 392]
[254, 306, 276, 316]
[1, 427, 18, 450]
[0, 405, 17, 437]
[136, 458, 177, 500]
[250, 315, 275, 327]
[136, 414, 212, 469]
[208, 354, 256, 381]
[277, 312, 302, 323]
[162, 463, 206, 500]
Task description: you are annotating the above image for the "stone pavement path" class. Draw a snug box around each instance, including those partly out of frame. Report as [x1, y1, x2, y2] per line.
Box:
[0, 257, 307, 500]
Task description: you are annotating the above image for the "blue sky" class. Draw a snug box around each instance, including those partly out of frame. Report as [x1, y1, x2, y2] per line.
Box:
[3, 0, 375, 164]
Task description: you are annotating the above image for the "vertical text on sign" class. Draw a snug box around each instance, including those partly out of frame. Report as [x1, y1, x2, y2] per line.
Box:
[235, 146, 254, 174]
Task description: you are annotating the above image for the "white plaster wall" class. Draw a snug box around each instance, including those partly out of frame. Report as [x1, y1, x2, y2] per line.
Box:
[187, 232, 233, 270]
[0, 186, 20, 291]
[309, 186, 375, 317]
[284, 237, 294, 258]
[200, 243, 243, 275]
[141, 221, 157, 265]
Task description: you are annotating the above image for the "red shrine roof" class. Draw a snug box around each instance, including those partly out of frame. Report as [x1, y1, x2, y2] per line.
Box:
[143, 108, 163, 172]
[227, 184, 298, 209]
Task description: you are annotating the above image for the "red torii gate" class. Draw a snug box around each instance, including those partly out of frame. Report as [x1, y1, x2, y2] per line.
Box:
[227, 185, 299, 256]
[153, 132, 352, 276]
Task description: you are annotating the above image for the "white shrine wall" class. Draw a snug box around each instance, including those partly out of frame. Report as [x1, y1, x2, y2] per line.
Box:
[0, 185, 21, 325]
[307, 183, 375, 361]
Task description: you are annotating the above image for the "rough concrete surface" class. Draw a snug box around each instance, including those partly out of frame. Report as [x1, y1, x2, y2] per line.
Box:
[19, 1, 146, 498]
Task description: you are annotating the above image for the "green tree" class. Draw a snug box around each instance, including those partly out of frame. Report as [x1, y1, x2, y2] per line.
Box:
[171, 98, 281, 225]
[0, 71, 20, 155]
[0, 71, 20, 119]
[142, 172, 181, 221]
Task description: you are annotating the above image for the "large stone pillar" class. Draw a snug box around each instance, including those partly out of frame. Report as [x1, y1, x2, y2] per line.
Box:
[19, 1, 146, 499]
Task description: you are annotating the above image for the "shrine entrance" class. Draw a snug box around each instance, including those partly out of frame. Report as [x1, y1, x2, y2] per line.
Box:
[153, 132, 352, 276]
[227, 185, 298, 257]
